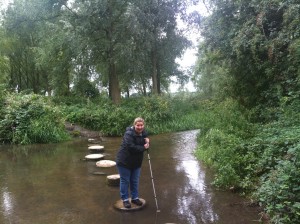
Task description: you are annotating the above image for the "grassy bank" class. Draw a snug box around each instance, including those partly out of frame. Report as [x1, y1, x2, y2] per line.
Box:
[57, 93, 206, 136]
[0, 92, 205, 143]
[195, 98, 300, 223]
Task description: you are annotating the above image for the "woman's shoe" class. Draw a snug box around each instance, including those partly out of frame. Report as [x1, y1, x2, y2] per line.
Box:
[131, 199, 143, 206]
[123, 200, 131, 208]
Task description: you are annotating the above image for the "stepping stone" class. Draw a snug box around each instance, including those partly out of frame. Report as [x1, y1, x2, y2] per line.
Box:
[113, 198, 146, 211]
[96, 160, 116, 168]
[88, 145, 104, 152]
[106, 174, 120, 186]
[92, 171, 107, 176]
[85, 154, 104, 160]
[88, 138, 102, 144]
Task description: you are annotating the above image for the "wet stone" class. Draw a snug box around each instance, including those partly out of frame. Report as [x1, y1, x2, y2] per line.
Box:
[85, 154, 104, 160]
[88, 138, 102, 144]
[114, 198, 146, 212]
[106, 174, 120, 186]
[88, 145, 105, 153]
[96, 160, 116, 168]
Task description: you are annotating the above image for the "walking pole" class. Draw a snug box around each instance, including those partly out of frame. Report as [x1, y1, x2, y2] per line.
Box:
[146, 149, 160, 213]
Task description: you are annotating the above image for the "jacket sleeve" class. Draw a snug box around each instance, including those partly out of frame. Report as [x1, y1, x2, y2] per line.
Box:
[124, 131, 145, 153]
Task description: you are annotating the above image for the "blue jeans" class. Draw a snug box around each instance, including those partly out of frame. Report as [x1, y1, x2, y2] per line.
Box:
[117, 165, 141, 201]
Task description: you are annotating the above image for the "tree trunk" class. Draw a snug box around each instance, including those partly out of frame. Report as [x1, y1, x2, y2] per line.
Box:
[142, 82, 147, 96]
[107, 2, 121, 105]
[109, 62, 121, 104]
[151, 48, 158, 94]
[125, 86, 130, 98]
[157, 62, 161, 94]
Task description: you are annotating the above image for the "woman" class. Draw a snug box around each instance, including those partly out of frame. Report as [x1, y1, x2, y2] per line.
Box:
[116, 117, 150, 208]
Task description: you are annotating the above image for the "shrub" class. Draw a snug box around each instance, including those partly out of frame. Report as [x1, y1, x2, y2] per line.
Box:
[252, 100, 300, 223]
[195, 98, 300, 223]
[195, 98, 256, 188]
[62, 95, 177, 136]
[61, 102, 135, 136]
[0, 93, 69, 144]
[256, 146, 300, 224]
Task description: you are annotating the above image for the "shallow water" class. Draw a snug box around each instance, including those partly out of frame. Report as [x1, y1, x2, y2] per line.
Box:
[0, 130, 261, 224]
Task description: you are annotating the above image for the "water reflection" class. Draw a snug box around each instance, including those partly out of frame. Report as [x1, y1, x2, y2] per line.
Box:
[173, 130, 218, 223]
[178, 161, 218, 223]
[2, 188, 13, 216]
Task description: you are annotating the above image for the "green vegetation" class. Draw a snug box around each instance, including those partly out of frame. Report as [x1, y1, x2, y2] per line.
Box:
[0, 91, 205, 143]
[195, 98, 300, 223]
[59, 93, 204, 136]
[0, 92, 70, 144]
[195, 99, 256, 188]
[0, 0, 198, 104]
[192, 1, 300, 222]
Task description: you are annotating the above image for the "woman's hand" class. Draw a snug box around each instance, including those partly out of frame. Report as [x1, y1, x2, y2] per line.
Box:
[144, 138, 150, 149]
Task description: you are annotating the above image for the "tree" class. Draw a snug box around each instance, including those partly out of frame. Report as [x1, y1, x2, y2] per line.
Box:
[2, 0, 72, 95]
[131, 0, 193, 94]
[1, 0, 201, 102]
[70, 0, 136, 104]
[0, 27, 10, 88]
[194, 0, 300, 107]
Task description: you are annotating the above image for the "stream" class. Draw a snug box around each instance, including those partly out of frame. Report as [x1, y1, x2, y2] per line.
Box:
[0, 130, 261, 224]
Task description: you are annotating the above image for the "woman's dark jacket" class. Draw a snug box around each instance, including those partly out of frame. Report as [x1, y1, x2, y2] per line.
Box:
[116, 126, 148, 169]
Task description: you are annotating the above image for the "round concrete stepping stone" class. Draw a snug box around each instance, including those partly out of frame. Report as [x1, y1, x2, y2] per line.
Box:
[113, 198, 146, 211]
[96, 160, 116, 168]
[88, 145, 105, 153]
[85, 154, 104, 160]
[106, 174, 120, 186]
[88, 145, 104, 150]
[88, 138, 102, 144]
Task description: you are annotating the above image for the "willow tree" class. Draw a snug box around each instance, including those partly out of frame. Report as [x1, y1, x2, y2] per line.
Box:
[1, 0, 200, 101]
[130, 0, 194, 94]
[69, 0, 134, 104]
[1, 0, 72, 95]
[0, 27, 10, 88]
[70, 0, 199, 102]
[2, 0, 43, 93]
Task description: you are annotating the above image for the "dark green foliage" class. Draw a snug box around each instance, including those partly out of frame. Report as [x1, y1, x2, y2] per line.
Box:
[61, 94, 202, 136]
[195, 99, 256, 188]
[0, 93, 70, 144]
[194, 0, 300, 108]
[253, 100, 300, 223]
[192, 2, 300, 221]
[195, 98, 300, 223]
[62, 103, 135, 136]
[257, 147, 300, 224]
[50, 92, 212, 138]
[0, 93, 206, 141]
[0, 0, 200, 103]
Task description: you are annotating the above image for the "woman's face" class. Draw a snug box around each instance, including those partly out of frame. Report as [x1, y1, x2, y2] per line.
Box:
[134, 121, 144, 134]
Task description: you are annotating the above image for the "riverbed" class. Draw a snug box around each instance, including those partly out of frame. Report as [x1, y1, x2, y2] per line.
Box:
[0, 130, 261, 224]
